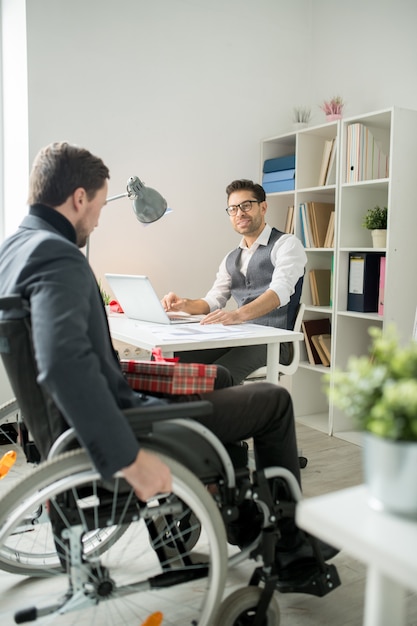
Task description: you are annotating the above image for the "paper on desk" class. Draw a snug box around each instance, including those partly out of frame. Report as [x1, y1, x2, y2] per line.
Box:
[150, 323, 253, 341]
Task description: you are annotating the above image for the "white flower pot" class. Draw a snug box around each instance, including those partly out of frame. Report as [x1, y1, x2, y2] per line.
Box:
[363, 433, 417, 517]
[293, 122, 308, 130]
[371, 229, 387, 248]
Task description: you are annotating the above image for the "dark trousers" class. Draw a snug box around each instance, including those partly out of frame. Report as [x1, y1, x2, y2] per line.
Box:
[194, 381, 301, 486]
[177, 343, 291, 387]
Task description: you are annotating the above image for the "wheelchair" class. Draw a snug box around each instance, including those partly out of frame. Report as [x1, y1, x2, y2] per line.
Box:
[0, 295, 341, 625]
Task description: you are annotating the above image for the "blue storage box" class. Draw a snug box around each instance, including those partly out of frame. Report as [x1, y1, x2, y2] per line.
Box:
[263, 155, 295, 173]
[262, 169, 295, 183]
[263, 179, 295, 193]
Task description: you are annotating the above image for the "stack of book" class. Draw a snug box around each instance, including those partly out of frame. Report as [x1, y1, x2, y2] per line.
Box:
[299, 202, 335, 248]
[346, 123, 389, 182]
[262, 155, 295, 193]
[301, 318, 332, 366]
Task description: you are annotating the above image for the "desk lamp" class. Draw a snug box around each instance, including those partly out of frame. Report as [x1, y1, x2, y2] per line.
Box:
[85, 176, 168, 259]
[106, 175, 168, 223]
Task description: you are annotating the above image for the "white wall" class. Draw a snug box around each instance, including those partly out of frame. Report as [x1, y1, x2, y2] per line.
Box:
[24, 0, 310, 298]
[309, 0, 417, 118]
[1, 0, 28, 239]
[9, 0, 417, 303]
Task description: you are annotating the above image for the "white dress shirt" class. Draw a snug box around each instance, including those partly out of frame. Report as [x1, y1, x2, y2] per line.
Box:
[203, 224, 307, 311]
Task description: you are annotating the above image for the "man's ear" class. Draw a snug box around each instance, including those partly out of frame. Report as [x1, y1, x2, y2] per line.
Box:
[260, 200, 267, 216]
[72, 187, 87, 212]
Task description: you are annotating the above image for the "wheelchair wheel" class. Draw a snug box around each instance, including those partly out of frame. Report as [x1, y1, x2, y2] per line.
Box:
[0, 500, 127, 577]
[151, 510, 201, 557]
[215, 586, 281, 625]
[0, 448, 227, 626]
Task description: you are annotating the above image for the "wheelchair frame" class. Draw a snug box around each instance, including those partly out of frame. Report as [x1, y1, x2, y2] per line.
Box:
[0, 295, 341, 625]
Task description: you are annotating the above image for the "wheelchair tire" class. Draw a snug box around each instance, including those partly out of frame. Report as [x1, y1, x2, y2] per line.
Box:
[215, 586, 281, 625]
[0, 468, 128, 576]
[0, 448, 227, 626]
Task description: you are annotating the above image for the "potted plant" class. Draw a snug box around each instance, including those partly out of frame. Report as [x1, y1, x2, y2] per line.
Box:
[327, 325, 417, 515]
[320, 96, 344, 122]
[98, 279, 111, 312]
[292, 106, 311, 130]
[362, 205, 388, 248]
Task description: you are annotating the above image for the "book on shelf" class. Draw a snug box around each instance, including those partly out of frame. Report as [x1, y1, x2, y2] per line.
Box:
[318, 333, 331, 364]
[323, 211, 335, 248]
[301, 318, 331, 365]
[378, 255, 386, 316]
[299, 203, 314, 248]
[346, 123, 389, 183]
[311, 334, 330, 366]
[309, 202, 335, 248]
[347, 252, 385, 312]
[308, 269, 331, 306]
[325, 141, 337, 185]
[317, 139, 334, 186]
[284, 205, 294, 234]
[299, 202, 334, 248]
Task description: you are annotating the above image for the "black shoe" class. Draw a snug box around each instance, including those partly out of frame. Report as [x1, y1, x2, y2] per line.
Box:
[276, 530, 339, 572]
[275, 561, 342, 596]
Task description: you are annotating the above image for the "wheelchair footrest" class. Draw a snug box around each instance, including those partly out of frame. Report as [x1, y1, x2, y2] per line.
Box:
[276, 563, 341, 597]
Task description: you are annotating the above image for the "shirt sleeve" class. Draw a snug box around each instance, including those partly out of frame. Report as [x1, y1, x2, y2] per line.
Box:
[269, 234, 307, 307]
[202, 254, 232, 311]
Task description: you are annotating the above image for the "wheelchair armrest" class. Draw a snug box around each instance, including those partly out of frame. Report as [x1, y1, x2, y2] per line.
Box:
[124, 400, 213, 432]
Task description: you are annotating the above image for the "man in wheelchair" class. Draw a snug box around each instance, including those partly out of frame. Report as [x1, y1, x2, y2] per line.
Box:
[0, 142, 340, 624]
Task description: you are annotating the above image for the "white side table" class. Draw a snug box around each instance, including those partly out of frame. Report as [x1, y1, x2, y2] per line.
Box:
[296, 485, 417, 626]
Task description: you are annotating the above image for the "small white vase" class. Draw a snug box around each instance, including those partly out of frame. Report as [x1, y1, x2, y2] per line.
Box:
[371, 229, 387, 248]
[293, 122, 308, 130]
[363, 433, 417, 517]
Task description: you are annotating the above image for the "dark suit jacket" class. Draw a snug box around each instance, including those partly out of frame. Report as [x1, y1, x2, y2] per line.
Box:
[0, 206, 164, 479]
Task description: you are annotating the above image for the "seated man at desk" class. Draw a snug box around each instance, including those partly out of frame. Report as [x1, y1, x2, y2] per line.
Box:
[0, 144, 335, 588]
[162, 179, 307, 385]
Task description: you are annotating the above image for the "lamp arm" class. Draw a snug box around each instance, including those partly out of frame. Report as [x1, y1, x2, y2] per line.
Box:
[106, 192, 129, 204]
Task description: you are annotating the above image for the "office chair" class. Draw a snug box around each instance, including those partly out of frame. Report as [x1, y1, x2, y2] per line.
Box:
[246, 301, 306, 380]
[0, 294, 339, 625]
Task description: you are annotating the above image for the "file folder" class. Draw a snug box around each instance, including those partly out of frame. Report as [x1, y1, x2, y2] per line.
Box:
[347, 252, 385, 312]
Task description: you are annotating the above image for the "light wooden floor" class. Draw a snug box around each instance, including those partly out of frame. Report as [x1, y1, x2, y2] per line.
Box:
[0, 422, 417, 625]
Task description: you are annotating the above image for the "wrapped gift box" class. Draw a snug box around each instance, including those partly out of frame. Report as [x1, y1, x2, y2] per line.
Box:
[120, 360, 217, 394]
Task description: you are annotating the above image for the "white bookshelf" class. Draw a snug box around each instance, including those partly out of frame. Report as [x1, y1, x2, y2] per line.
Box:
[260, 107, 417, 443]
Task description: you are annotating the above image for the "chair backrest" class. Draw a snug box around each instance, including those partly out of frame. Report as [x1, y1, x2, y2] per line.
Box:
[277, 302, 305, 376]
[0, 296, 68, 460]
[246, 301, 306, 380]
[287, 274, 304, 331]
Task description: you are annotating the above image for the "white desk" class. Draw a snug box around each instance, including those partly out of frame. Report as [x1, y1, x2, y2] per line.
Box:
[296, 485, 417, 626]
[108, 315, 303, 384]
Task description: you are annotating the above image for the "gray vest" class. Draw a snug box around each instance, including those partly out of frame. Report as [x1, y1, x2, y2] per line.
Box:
[225, 227, 289, 329]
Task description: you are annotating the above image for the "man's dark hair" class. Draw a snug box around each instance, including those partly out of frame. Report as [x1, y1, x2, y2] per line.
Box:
[28, 141, 110, 206]
[226, 179, 266, 203]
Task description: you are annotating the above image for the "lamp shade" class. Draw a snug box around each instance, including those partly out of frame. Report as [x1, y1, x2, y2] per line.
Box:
[127, 177, 168, 224]
[106, 176, 167, 224]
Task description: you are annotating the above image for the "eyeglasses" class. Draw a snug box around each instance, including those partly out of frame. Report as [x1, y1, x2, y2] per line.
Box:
[225, 200, 259, 216]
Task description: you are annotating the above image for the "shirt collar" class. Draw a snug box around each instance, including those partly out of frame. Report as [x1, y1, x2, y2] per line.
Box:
[29, 203, 77, 244]
[239, 223, 271, 250]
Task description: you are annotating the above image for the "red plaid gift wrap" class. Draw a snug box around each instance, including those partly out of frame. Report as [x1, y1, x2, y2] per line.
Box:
[120, 360, 217, 394]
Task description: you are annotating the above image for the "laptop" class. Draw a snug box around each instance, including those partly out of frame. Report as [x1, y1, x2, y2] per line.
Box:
[105, 274, 204, 325]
